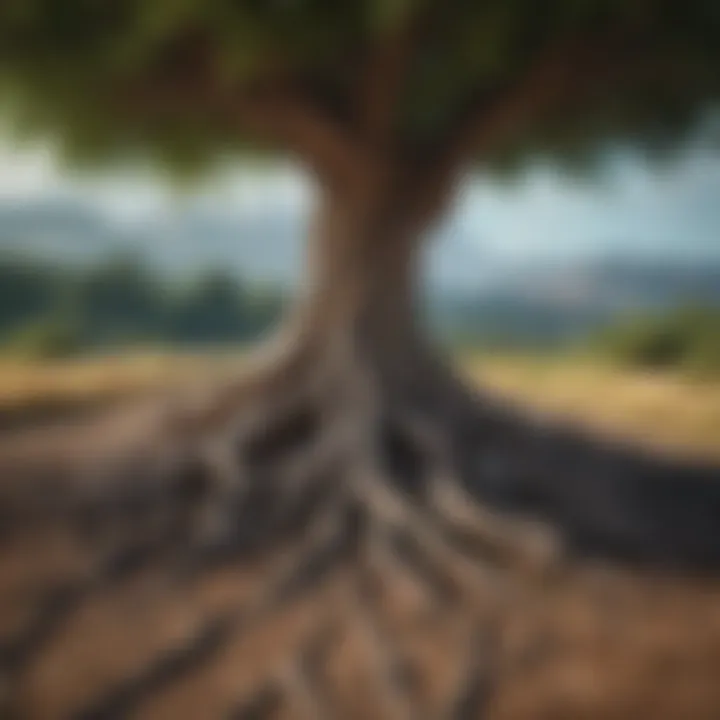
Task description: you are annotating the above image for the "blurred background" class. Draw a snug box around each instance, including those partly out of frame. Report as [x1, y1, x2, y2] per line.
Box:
[0, 127, 718, 459]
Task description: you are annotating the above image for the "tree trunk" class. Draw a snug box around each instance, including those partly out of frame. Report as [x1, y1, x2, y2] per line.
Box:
[4, 167, 720, 720]
[168, 168, 720, 577]
[167, 170, 557, 567]
[189, 169, 455, 431]
[295, 183, 425, 369]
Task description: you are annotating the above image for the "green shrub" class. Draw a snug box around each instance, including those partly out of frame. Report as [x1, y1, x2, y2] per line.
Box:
[683, 333, 720, 378]
[4, 317, 84, 360]
[588, 306, 720, 377]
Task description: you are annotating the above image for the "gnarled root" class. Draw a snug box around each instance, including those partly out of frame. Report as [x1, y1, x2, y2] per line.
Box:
[164, 329, 563, 579]
[4, 329, 720, 719]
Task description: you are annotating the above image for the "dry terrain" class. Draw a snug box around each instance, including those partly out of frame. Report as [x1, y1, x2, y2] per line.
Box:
[0, 351, 719, 719]
[1, 351, 717, 460]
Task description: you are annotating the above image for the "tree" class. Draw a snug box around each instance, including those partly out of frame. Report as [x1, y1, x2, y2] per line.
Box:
[4, 9, 720, 717]
[0, 255, 60, 338]
[590, 305, 720, 376]
[168, 269, 249, 344]
[1, 2, 720, 563]
[70, 253, 165, 346]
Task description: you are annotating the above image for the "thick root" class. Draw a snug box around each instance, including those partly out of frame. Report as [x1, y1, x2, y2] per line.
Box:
[2, 336, 720, 719]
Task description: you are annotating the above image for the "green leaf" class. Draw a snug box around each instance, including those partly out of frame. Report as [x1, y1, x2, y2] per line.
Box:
[369, 0, 416, 32]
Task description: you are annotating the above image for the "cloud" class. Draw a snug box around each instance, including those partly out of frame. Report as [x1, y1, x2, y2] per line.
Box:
[449, 146, 720, 263]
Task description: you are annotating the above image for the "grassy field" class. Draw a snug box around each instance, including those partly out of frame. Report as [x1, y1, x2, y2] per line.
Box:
[464, 354, 720, 463]
[0, 350, 718, 461]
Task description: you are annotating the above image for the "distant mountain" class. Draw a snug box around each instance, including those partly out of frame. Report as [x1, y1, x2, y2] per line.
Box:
[0, 196, 494, 292]
[0, 198, 126, 264]
[587, 259, 720, 308]
[487, 259, 720, 311]
[437, 258, 720, 345]
[132, 206, 307, 285]
[1, 196, 719, 348]
[0, 198, 305, 282]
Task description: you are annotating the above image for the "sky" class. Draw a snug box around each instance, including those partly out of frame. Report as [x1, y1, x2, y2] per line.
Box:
[0, 130, 719, 270]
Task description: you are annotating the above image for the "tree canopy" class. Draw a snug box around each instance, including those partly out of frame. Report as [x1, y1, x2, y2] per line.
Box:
[0, 1, 718, 184]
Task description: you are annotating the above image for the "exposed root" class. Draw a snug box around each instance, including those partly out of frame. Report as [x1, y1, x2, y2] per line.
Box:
[447, 626, 499, 720]
[2, 334, 720, 718]
[282, 623, 340, 719]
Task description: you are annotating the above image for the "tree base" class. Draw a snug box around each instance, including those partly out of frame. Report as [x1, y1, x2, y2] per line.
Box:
[159, 330, 561, 573]
[3, 332, 720, 718]
[160, 328, 720, 576]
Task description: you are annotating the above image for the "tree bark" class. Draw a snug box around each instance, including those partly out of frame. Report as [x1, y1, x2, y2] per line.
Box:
[4, 154, 720, 720]
[185, 164, 720, 576]
[297, 182, 424, 363]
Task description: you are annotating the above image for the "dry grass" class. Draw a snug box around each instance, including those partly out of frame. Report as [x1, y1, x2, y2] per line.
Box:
[1, 350, 717, 461]
[0, 352, 240, 411]
[464, 354, 720, 463]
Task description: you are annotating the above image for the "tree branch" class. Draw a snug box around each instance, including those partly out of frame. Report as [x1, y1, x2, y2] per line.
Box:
[358, 29, 414, 150]
[233, 83, 363, 187]
[358, 4, 441, 152]
[114, 31, 362, 188]
[120, 76, 363, 188]
[380, 34, 621, 241]
[420, 34, 608, 200]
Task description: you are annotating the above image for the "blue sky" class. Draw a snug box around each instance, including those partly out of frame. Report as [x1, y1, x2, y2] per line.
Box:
[0, 131, 719, 269]
[442, 142, 720, 266]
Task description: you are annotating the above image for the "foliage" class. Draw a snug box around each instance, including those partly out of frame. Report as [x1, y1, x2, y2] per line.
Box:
[0, 253, 286, 358]
[0, 256, 63, 337]
[587, 306, 720, 378]
[0, 1, 718, 174]
[167, 270, 249, 344]
[4, 315, 85, 360]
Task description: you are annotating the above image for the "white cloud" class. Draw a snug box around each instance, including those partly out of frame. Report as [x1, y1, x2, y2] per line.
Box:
[0, 140, 61, 197]
[449, 146, 720, 262]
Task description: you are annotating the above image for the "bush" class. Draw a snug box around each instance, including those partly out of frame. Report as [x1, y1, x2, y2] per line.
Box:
[4, 317, 84, 360]
[588, 306, 720, 377]
[684, 333, 720, 378]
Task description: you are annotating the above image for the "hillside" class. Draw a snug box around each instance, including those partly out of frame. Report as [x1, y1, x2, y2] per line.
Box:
[2, 198, 720, 351]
